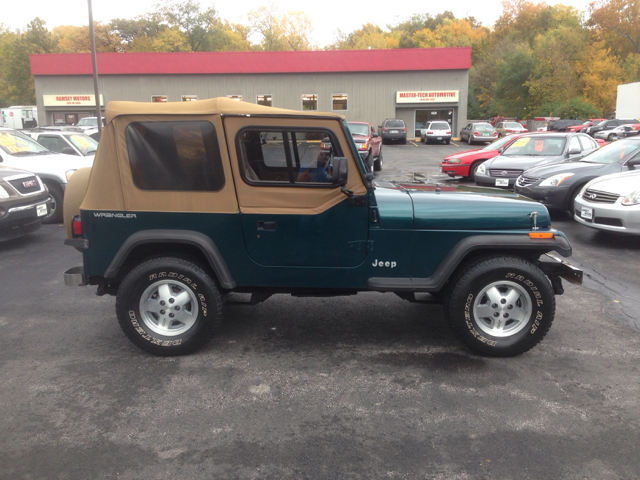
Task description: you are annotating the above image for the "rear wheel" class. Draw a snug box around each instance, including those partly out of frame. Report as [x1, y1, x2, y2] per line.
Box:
[607, 133, 616, 141]
[374, 148, 383, 171]
[445, 256, 555, 357]
[116, 257, 223, 356]
[467, 134, 472, 145]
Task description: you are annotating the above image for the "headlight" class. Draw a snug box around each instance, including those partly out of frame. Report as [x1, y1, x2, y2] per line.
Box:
[539, 173, 574, 186]
[357, 143, 367, 150]
[477, 163, 486, 174]
[446, 158, 460, 164]
[0, 185, 9, 199]
[65, 169, 77, 181]
[622, 189, 640, 206]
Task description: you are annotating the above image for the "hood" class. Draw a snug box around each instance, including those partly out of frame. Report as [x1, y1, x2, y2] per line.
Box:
[444, 148, 498, 160]
[524, 160, 609, 178]
[0, 165, 36, 180]
[374, 182, 550, 230]
[351, 134, 369, 142]
[6, 152, 93, 175]
[486, 154, 565, 171]
[585, 170, 640, 195]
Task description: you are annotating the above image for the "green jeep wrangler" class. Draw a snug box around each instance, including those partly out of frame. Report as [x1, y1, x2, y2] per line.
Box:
[64, 98, 582, 357]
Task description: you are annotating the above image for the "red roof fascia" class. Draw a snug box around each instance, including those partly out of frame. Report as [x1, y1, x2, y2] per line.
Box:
[30, 48, 470, 76]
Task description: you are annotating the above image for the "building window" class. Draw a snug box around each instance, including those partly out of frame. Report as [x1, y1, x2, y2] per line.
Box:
[181, 95, 197, 102]
[257, 94, 272, 107]
[227, 95, 242, 101]
[125, 121, 225, 192]
[332, 94, 347, 111]
[151, 95, 168, 103]
[302, 94, 317, 111]
[237, 128, 341, 185]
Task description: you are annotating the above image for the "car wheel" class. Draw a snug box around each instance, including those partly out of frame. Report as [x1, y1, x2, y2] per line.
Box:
[567, 184, 586, 214]
[445, 139, 450, 145]
[469, 162, 482, 181]
[402, 138, 406, 145]
[374, 149, 383, 172]
[467, 135, 472, 145]
[116, 256, 223, 356]
[42, 181, 63, 224]
[607, 133, 616, 141]
[445, 256, 555, 357]
[498, 133, 503, 138]
[364, 150, 373, 172]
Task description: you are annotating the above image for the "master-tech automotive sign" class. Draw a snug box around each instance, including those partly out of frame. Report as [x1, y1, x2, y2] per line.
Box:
[396, 90, 459, 103]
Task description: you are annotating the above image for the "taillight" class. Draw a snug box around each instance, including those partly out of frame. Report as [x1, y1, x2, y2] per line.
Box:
[446, 130, 451, 134]
[403, 127, 406, 132]
[427, 130, 434, 134]
[493, 132, 498, 136]
[71, 215, 82, 237]
[381, 128, 385, 132]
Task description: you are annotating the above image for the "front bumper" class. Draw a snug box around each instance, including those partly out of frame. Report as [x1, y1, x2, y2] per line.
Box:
[0, 197, 51, 241]
[474, 172, 517, 189]
[574, 196, 640, 234]
[514, 183, 571, 210]
[440, 163, 470, 177]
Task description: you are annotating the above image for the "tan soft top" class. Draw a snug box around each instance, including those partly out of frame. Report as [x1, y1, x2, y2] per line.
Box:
[105, 97, 343, 124]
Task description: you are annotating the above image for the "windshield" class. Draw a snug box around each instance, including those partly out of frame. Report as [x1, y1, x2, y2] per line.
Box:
[78, 118, 97, 126]
[347, 123, 369, 136]
[581, 140, 640, 164]
[482, 135, 519, 151]
[591, 120, 603, 126]
[502, 136, 566, 156]
[0, 131, 50, 155]
[68, 134, 98, 155]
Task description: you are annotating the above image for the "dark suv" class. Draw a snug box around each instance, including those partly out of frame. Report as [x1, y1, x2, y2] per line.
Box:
[584, 119, 636, 137]
[378, 119, 407, 144]
[63, 98, 582, 358]
[547, 119, 583, 132]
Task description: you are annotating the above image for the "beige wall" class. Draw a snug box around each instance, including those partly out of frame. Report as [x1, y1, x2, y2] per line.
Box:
[34, 69, 469, 133]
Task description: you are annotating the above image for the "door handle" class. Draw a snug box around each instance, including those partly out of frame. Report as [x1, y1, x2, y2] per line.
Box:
[257, 221, 276, 231]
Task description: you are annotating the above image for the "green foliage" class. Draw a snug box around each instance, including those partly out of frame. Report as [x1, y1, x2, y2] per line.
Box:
[529, 98, 601, 118]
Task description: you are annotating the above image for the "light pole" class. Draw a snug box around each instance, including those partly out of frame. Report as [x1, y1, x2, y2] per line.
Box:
[88, 0, 102, 137]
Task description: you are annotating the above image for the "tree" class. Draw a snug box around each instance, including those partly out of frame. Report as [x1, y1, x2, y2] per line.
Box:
[330, 23, 398, 50]
[109, 14, 165, 51]
[155, 0, 218, 51]
[587, 0, 640, 56]
[246, 5, 314, 51]
[54, 23, 122, 53]
[581, 46, 624, 114]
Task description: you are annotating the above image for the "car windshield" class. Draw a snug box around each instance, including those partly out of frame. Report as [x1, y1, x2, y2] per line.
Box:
[68, 134, 99, 155]
[0, 131, 50, 155]
[385, 120, 404, 128]
[502, 136, 565, 156]
[481, 135, 518, 151]
[581, 140, 640, 164]
[431, 122, 450, 130]
[474, 124, 493, 131]
[347, 123, 369, 136]
[505, 122, 523, 128]
[591, 120, 603, 126]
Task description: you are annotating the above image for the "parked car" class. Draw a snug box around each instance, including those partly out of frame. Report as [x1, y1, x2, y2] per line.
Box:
[584, 119, 637, 137]
[594, 124, 640, 141]
[24, 130, 98, 159]
[567, 119, 606, 132]
[440, 134, 525, 180]
[574, 169, 640, 235]
[475, 133, 599, 189]
[0, 166, 52, 241]
[0, 128, 93, 223]
[494, 121, 528, 137]
[62, 97, 582, 358]
[547, 119, 584, 132]
[346, 121, 383, 172]
[515, 137, 640, 212]
[420, 121, 451, 144]
[378, 119, 406, 144]
[459, 122, 498, 145]
[76, 116, 105, 130]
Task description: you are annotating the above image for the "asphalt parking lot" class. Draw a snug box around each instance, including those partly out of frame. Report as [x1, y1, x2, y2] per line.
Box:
[1, 141, 639, 479]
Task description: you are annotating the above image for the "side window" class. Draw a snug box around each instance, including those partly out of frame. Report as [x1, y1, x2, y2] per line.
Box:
[38, 136, 73, 154]
[578, 135, 596, 151]
[125, 121, 224, 191]
[569, 136, 581, 152]
[237, 129, 342, 186]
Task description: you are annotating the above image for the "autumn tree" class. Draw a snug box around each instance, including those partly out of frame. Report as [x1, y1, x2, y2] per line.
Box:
[587, 0, 640, 56]
[329, 23, 398, 50]
[54, 23, 122, 52]
[581, 46, 624, 114]
[155, 0, 218, 51]
[246, 5, 314, 51]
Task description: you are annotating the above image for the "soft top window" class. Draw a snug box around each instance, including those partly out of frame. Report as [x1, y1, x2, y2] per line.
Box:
[125, 121, 224, 192]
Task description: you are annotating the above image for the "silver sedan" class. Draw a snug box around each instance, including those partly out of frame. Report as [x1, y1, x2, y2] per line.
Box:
[574, 170, 640, 235]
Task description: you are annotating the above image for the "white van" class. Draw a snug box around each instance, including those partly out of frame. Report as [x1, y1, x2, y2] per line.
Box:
[1, 106, 38, 129]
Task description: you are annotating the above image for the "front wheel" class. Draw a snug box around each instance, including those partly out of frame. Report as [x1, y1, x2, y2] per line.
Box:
[445, 256, 555, 357]
[116, 257, 223, 356]
[43, 182, 63, 224]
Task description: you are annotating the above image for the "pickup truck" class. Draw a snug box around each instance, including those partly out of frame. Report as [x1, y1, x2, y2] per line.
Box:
[63, 98, 582, 357]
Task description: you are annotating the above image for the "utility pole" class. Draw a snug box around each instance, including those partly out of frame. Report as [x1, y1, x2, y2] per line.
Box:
[88, 0, 102, 137]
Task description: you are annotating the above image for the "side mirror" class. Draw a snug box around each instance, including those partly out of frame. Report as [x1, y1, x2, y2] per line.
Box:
[497, 148, 504, 154]
[627, 156, 640, 168]
[371, 133, 379, 138]
[567, 147, 581, 156]
[330, 157, 348, 186]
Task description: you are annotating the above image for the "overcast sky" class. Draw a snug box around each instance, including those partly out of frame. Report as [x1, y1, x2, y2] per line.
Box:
[3, 0, 596, 47]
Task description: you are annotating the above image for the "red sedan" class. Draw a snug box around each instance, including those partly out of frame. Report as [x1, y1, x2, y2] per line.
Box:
[440, 134, 525, 180]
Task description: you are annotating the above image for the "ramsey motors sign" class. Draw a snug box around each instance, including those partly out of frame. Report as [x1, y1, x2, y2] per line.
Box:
[43, 94, 104, 106]
[396, 90, 459, 103]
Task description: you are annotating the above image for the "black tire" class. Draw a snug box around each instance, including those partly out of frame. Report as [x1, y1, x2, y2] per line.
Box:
[402, 138, 407, 145]
[566, 184, 585, 214]
[469, 162, 482, 181]
[445, 256, 555, 357]
[374, 149, 383, 171]
[607, 133, 616, 141]
[43, 182, 63, 224]
[467, 134, 472, 145]
[365, 150, 373, 172]
[445, 139, 450, 145]
[116, 257, 223, 356]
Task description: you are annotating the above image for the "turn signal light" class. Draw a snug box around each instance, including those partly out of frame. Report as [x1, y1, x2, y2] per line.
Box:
[528, 232, 554, 239]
